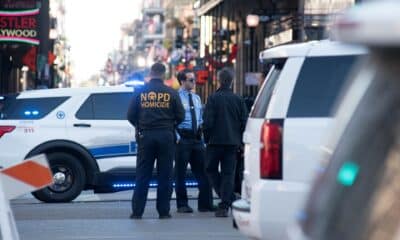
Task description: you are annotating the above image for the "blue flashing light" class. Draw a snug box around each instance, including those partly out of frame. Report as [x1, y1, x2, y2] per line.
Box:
[112, 183, 136, 188]
[124, 80, 145, 87]
[24, 110, 39, 116]
[112, 181, 198, 189]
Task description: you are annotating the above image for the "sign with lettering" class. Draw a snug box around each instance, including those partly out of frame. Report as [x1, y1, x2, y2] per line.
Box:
[140, 92, 171, 108]
[0, 0, 37, 10]
[0, 8, 40, 45]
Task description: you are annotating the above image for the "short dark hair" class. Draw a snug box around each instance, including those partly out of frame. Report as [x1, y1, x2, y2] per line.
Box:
[150, 62, 166, 78]
[218, 67, 234, 88]
[177, 69, 194, 85]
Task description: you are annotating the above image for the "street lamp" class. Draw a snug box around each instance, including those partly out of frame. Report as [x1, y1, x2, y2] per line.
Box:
[246, 14, 259, 73]
[246, 14, 260, 28]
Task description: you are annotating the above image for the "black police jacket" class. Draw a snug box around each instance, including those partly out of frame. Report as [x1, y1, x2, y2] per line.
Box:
[203, 87, 248, 146]
[127, 79, 185, 131]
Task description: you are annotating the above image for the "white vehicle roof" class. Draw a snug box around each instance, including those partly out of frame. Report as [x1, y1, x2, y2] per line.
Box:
[332, 1, 400, 47]
[259, 40, 367, 61]
[15, 86, 134, 99]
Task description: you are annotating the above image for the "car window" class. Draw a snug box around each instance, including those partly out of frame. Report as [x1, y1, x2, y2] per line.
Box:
[0, 95, 69, 120]
[75, 96, 94, 119]
[287, 55, 359, 118]
[76, 92, 133, 120]
[250, 59, 286, 118]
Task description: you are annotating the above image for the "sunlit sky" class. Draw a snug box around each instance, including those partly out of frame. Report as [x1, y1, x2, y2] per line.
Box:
[65, 0, 141, 85]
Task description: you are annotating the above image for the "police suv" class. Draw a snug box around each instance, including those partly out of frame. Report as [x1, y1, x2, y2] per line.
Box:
[0, 86, 141, 202]
[232, 40, 367, 240]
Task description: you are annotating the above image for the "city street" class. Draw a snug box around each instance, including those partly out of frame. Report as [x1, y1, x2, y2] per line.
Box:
[11, 190, 246, 240]
[2, 1, 387, 240]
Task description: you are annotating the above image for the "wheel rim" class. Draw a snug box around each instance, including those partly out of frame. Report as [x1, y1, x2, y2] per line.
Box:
[49, 164, 74, 193]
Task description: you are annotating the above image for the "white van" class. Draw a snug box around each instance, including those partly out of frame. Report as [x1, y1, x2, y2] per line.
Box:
[232, 40, 366, 240]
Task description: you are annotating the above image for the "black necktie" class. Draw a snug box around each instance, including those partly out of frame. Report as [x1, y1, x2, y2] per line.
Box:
[188, 93, 197, 134]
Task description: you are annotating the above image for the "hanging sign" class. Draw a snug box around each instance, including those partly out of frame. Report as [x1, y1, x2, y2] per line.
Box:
[0, 8, 40, 45]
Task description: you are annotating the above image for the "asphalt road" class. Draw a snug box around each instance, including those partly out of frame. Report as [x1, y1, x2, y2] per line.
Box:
[10, 190, 247, 240]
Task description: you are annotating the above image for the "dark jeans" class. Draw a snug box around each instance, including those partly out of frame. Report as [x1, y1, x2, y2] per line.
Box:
[131, 130, 175, 216]
[175, 139, 213, 209]
[205, 145, 238, 209]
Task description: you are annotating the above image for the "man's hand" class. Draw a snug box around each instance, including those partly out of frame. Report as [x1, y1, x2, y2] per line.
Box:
[196, 126, 203, 140]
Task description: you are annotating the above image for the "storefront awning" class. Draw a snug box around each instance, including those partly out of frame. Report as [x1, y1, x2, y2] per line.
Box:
[196, 0, 223, 16]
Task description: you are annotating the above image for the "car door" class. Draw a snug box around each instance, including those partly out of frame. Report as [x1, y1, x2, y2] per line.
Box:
[67, 92, 136, 172]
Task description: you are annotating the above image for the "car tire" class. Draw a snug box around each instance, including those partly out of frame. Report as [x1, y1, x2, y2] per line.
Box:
[32, 152, 86, 203]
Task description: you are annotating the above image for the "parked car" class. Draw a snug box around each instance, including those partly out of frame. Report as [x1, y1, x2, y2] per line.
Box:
[0, 86, 138, 202]
[288, 2, 400, 240]
[232, 40, 367, 239]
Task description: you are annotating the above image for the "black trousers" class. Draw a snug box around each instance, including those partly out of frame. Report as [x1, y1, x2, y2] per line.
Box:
[205, 145, 237, 209]
[175, 139, 213, 209]
[131, 130, 175, 216]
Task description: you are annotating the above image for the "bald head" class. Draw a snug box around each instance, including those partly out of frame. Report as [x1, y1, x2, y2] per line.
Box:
[150, 62, 166, 79]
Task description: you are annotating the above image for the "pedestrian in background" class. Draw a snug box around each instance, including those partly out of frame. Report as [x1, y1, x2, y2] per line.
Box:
[203, 67, 248, 217]
[127, 62, 185, 219]
[175, 69, 214, 213]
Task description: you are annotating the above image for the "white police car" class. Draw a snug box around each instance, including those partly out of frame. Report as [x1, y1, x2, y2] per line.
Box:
[0, 86, 141, 202]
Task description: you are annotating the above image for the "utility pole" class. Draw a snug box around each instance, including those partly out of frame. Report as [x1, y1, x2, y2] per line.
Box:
[36, 0, 50, 88]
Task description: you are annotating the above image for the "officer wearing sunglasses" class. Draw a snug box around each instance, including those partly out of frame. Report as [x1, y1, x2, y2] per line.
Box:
[174, 69, 214, 213]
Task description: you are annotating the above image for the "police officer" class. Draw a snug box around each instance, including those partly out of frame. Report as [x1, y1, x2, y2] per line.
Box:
[203, 67, 248, 217]
[127, 62, 185, 219]
[175, 69, 214, 213]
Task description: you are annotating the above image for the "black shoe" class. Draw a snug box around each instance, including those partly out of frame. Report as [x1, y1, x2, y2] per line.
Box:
[215, 208, 229, 217]
[129, 214, 142, 219]
[159, 214, 172, 219]
[177, 206, 194, 213]
[198, 205, 217, 212]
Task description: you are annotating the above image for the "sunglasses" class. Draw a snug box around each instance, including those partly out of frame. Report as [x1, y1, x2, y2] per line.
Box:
[185, 78, 195, 83]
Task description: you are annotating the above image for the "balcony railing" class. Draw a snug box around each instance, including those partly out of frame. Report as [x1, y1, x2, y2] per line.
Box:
[143, 0, 163, 9]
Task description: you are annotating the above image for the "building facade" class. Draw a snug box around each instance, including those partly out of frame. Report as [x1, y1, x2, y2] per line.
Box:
[0, 0, 69, 94]
[196, 0, 357, 100]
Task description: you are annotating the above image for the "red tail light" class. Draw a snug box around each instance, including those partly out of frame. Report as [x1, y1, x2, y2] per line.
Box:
[0, 126, 15, 138]
[260, 121, 282, 179]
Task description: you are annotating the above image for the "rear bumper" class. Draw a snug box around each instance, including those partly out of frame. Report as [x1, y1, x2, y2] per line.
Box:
[232, 199, 251, 233]
[232, 180, 309, 240]
[232, 199, 250, 212]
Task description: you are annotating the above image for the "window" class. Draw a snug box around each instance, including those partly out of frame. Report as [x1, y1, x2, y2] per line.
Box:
[0, 95, 69, 120]
[75, 96, 93, 119]
[250, 60, 286, 118]
[76, 93, 133, 120]
[287, 55, 359, 118]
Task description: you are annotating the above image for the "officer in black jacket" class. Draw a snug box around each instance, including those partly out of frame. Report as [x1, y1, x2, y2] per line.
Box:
[127, 62, 185, 219]
[203, 67, 248, 217]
